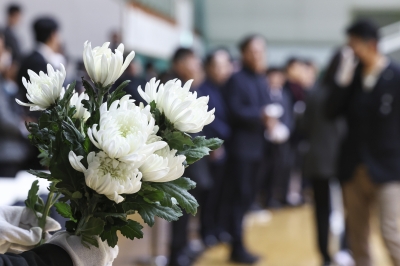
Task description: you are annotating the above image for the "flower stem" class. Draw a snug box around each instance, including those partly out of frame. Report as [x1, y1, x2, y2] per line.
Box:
[74, 193, 99, 236]
[37, 183, 57, 246]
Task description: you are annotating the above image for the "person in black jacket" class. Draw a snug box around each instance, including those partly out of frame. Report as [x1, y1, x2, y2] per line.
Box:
[16, 17, 62, 171]
[261, 68, 293, 208]
[197, 48, 233, 247]
[303, 51, 349, 266]
[222, 35, 270, 264]
[167, 47, 206, 266]
[326, 20, 400, 266]
[3, 4, 22, 64]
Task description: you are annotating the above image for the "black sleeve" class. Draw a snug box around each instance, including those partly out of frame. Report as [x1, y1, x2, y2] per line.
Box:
[223, 77, 263, 128]
[0, 244, 73, 266]
[325, 82, 352, 120]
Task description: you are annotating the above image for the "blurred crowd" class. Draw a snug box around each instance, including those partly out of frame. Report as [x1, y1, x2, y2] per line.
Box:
[2, 3, 400, 266]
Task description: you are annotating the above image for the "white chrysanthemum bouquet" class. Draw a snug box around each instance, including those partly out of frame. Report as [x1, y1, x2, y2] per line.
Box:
[17, 41, 221, 248]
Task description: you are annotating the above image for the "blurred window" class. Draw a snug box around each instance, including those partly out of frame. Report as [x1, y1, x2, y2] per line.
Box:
[130, 0, 175, 20]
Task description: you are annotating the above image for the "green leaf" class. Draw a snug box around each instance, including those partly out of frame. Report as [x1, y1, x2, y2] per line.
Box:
[78, 217, 105, 236]
[38, 150, 51, 167]
[107, 80, 129, 108]
[123, 199, 182, 227]
[72, 191, 83, 199]
[94, 212, 127, 221]
[25, 180, 39, 213]
[119, 219, 143, 240]
[150, 101, 157, 112]
[178, 137, 224, 165]
[54, 202, 77, 222]
[138, 189, 165, 203]
[152, 177, 198, 215]
[162, 130, 194, 150]
[81, 234, 99, 248]
[192, 136, 224, 150]
[100, 228, 118, 248]
[27, 170, 52, 181]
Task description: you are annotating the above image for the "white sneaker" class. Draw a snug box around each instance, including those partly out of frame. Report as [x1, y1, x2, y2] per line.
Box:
[334, 250, 355, 266]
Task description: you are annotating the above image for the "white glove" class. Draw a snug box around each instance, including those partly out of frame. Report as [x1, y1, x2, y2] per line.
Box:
[0, 206, 61, 254]
[47, 231, 119, 266]
[335, 46, 357, 87]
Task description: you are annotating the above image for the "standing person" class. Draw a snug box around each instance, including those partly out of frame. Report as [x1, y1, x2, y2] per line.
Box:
[284, 57, 308, 206]
[17, 17, 64, 171]
[222, 35, 270, 264]
[303, 51, 348, 266]
[197, 48, 233, 247]
[0, 31, 27, 177]
[326, 20, 400, 266]
[167, 47, 207, 266]
[261, 68, 293, 208]
[17, 17, 65, 109]
[4, 4, 22, 65]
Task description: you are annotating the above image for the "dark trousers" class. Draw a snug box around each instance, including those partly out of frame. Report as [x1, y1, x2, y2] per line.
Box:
[200, 161, 227, 238]
[311, 178, 332, 263]
[260, 142, 291, 205]
[169, 159, 211, 260]
[225, 157, 261, 253]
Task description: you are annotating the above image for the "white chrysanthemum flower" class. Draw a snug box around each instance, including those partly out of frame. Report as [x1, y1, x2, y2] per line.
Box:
[70, 91, 90, 121]
[68, 151, 142, 203]
[83, 41, 135, 87]
[16, 64, 66, 111]
[138, 78, 215, 133]
[87, 95, 167, 164]
[140, 146, 186, 182]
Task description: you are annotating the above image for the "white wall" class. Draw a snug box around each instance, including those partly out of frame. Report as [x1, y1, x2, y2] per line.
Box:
[1, 0, 123, 60]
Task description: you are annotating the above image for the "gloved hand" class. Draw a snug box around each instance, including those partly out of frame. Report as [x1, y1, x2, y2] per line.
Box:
[0, 206, 61, 254]
[47, 231, 119, 266]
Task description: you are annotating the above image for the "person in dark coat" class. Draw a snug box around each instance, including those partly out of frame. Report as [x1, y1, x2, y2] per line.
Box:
[167, 47, 207, 266]
[17, 17, 62, 113]
[3, 4, 22, 64]
[302, 51, 348, 266]
[261, 67, 293, 208]
[222, 35, 270, 264]
[16, 17, 62, 171]
[326, 20, 400, 266]
[197, 48, 233, 247]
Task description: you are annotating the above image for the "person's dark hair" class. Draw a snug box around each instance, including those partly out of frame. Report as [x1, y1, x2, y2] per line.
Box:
[145, 62, 154, 70]
[321, 49, 341, 86]
[172, 47, 194, 64]
[346, 19, 379, 41]
[266, 67, 284, 76]
[238, 34, 264, 53]
[285, 57, 303, 71]
[7, 4, 21, 16]
[204, 47, 231, 67]
[33, 17, 58, 43]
